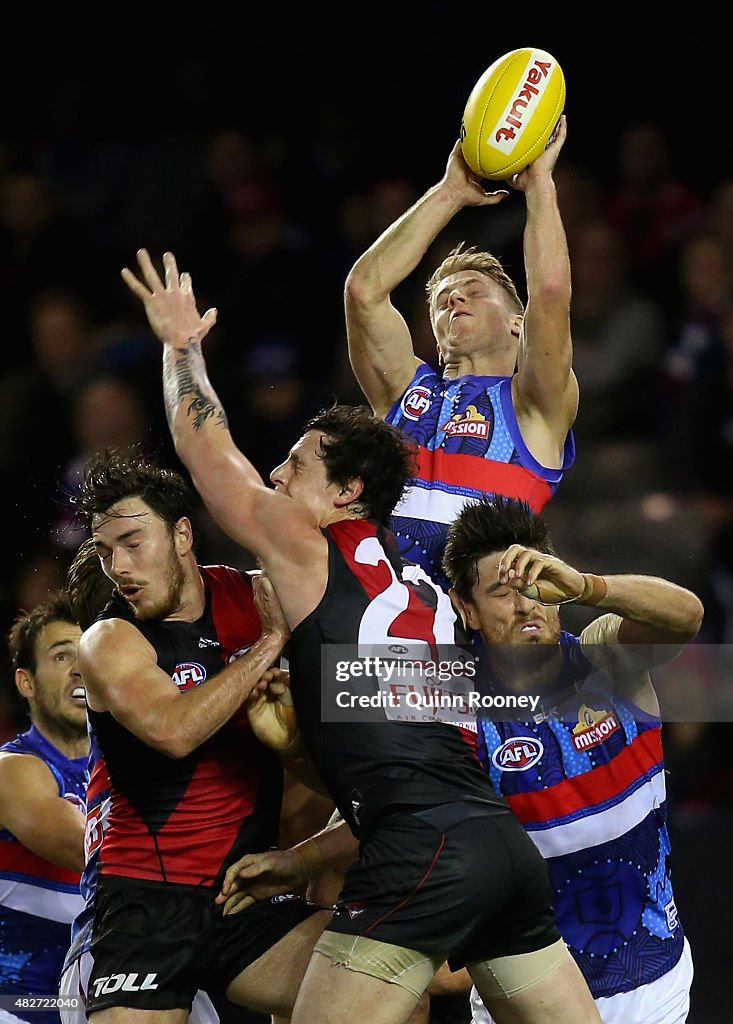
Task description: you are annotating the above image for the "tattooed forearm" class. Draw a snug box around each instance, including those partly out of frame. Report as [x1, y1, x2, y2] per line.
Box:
[163, 344, 229, 433]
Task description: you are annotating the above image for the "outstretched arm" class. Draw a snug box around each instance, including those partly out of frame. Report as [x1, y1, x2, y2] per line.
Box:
[511, 116, 578, 455]
[121, 251, 325, 621]
[345, 141, 509, 417]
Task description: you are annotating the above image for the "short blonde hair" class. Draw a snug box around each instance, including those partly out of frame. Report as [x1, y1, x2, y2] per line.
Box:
[426, 242, 524, 315]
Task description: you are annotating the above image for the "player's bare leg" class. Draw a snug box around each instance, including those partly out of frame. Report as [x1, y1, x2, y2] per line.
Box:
[469, 939, 602, 1023]
[289, 952, 425, 1024]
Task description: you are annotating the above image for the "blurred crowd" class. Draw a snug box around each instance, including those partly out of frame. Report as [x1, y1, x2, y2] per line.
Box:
[1, 67, 732, 831]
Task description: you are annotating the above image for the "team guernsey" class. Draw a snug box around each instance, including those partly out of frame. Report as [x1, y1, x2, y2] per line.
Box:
[287, 518, 506, 839]
[58, 720, 109, 1012]
[85, 565, 283, 889]
[472, 628, 689, 1023]
[385, 363, 575, 591]
[0, 726, 87, 1024]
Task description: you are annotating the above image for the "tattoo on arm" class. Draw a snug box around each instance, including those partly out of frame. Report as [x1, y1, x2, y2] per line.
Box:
[163, 344, 229, 433]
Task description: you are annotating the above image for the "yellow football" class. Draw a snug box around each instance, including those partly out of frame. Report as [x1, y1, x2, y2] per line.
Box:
[460, 47, 565, 181]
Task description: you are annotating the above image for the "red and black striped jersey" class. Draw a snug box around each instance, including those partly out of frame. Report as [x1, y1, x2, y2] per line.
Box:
[88, 565, 282, 889]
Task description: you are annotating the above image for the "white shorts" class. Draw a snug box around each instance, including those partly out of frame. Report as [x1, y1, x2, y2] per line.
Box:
[0, 1010, 31, 1024]
[58, 949, 220, 1024]
[470, 937, 694, 1024]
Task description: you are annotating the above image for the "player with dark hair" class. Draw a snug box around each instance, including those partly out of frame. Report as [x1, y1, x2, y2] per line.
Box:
[65, 537, 115, 632]
[443, 495, 702, 1024]
[120, 247, 602, 1024]
[344, 117, 576, 594]
[67, 448, 332, 1024]
[59, 534, 241, 1024]
[0, 593, 87, 1024]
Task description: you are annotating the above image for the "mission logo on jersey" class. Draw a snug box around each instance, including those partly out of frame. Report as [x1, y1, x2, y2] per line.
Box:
[441, 404, 492, 440]
[571, 703, 620, 752]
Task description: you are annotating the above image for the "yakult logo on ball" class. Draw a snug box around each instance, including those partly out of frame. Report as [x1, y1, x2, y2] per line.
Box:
[401, 385, 432, 420]
[492, 736, 544, 772]
[493, 54, 554, 151]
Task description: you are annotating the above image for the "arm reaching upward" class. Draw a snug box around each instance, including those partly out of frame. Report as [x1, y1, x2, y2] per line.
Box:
[121, 250, 327, 627]
[344, 141, 509, 416]
[510, 116, 579, 459]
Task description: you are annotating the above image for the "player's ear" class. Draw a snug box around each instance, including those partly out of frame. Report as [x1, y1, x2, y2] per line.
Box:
[15, 668, 34, 702]
[449, 589, 479, 631]
[336, 478, 364, 508]
[511, 313, 524, 339]
[174, 516, 194, 555]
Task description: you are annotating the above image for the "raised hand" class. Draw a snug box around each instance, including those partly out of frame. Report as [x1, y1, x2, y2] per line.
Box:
[441, 139, 510, 207]
[121, 249, 218, 348]
[510, 113, 567, 191]
[498, 542, 585, 605]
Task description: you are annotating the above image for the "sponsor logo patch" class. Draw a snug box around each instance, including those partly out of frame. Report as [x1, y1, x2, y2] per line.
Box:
[492, 736, 544, 771]
[571, 704, 620, 752]
[91, 973, 159, 998]
[665, 898, 679, 932]
[441, 404, 491, 439]
[401, 385, 432, 420]
[172, 662, 206, 691]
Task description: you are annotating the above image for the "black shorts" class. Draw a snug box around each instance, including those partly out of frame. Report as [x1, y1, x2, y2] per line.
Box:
[327, 801, 560, 968]
[87, 875, 320, 1014]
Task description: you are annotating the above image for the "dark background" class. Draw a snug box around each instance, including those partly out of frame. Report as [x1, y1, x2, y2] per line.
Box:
[1, 13, 730, 1021]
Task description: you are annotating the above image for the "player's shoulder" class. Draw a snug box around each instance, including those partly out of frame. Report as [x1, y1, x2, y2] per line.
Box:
[0, 746, 56, 792]
[78, 615, 150, 670]
[579, 614, 623, 648]
[0, 729, 29, 756]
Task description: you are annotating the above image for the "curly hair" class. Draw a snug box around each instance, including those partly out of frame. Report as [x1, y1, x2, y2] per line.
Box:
[443, 495, 555, 601]
[8, 590, 78, 674]
[72, 446, 198, 539]
[426, 242, 524, 315]
[303, 404, 417, 524]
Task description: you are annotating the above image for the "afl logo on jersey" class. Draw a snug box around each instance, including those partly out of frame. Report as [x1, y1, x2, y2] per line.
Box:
[401, 385, 432, 421]
[492, 736, 544, 771]
[173, 662, 206, 691]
